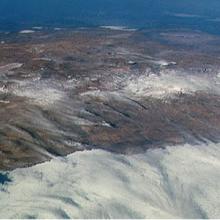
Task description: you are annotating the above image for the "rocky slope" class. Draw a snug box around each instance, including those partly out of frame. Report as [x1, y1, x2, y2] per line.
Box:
[0, 28, 220, 170]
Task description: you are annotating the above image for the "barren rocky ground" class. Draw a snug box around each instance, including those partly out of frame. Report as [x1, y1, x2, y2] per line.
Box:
[0, 28, 220, 170]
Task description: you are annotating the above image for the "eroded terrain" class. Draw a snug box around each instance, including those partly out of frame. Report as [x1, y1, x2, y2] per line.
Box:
[0, 28, 220, 170]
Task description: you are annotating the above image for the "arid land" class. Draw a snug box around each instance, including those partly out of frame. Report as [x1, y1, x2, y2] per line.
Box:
[0, 27, 220, 170]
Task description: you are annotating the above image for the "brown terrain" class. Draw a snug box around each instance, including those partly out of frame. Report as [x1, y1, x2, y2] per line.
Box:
[0, 27, 220, 170]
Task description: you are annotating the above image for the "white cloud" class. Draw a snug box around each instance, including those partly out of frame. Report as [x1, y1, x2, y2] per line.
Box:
[168, 13, 204, 19]
[0, 142, 220, 218]
[19, 30, 35, 34]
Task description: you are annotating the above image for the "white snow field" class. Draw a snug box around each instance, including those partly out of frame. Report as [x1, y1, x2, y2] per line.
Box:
[123, 70, 220, 99]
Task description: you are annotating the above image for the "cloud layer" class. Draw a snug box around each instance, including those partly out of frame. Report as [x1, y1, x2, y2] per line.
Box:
[0, 142, 220, 218]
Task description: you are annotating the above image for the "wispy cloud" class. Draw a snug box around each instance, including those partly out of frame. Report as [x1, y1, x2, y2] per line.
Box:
[165, 12, 204, 19]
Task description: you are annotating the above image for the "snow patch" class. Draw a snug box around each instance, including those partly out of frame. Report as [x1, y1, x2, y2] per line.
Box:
[152, 60, 177, 66]
[14, 87, 64, 107]
[0, 100, 10, 104]
[11, 80, 65, 107]
[123, 71, 220, 98]
[0, 63, 23, 72]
